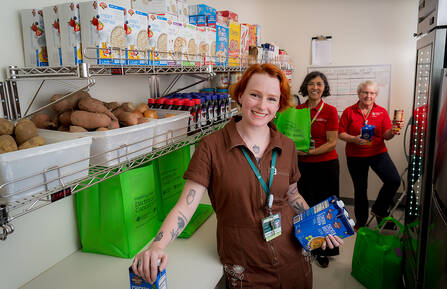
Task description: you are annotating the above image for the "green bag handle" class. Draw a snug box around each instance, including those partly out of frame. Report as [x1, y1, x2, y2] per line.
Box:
[376, 216, 404, 236]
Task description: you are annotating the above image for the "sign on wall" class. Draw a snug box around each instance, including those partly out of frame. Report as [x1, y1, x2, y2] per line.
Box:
[308, 64, 391, 114]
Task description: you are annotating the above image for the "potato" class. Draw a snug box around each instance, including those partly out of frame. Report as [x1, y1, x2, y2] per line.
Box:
[71, 111, 111, 130]
[14, 119, 38, 145]
[0, 118, 14, 135]
[0, 135, 18, 154]
[108, 120, 120, 130]
[57, 126, 69, 132]
[78, 96, 117, 120]
[144, 110, 158, 119]
[132, 110, 144, 118]
[50, 90, 88, 113]
[118, 111, 139, 126]
[96, 127, 108, 131]
[136, 103, 149, 114]
[112, 107, 125, 118]
[30, 113, 56, 129]
[104, 101, 120, 111]
[69, 125, 88, 133]
[18, 136, 46, 150]
[121, 102, 136, 112]
[58, 111, 73, 127]
[137, 118, 149, 124]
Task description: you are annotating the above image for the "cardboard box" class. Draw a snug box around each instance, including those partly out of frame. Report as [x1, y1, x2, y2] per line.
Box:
[20, 9, 49, 67]
[129, 267, 167, 289]
[215, 25, 228, 66]
[217, 10, 238, 23]
[184, 23, 198, 65]
[131, 0, 177, 15]
[177, 0, 189, 22]
[57, 2, 83, 66]
[228, 22, 240, 67]
[240, 24, 250, 66]
[79, 1, 126, 65]
[188, 4, 216, 16]
[167, 20, 183, 65]
[205, 27, 216, 65]
[125, 8, 149, 65]
[196, 25, 206, 65]
[188, 15, 196, 25]
[196, 15, 207, 26]
[256, 24, 262, 46]
[148, 14, 168, 65]
[43, 6, 62, 66]
[249, 24, 257, 47]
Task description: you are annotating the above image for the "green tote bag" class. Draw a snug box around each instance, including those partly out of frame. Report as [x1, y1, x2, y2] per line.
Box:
[274, 107, 311, 152]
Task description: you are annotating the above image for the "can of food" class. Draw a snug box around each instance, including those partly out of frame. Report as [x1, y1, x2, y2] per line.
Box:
[393, 109, 404, 122]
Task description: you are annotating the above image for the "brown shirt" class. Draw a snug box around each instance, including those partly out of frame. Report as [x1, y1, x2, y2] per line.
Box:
[184, 116, 312, 288]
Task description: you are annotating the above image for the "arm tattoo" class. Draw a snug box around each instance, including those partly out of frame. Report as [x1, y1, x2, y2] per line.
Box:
[154, 231, 164, 242]
[186, 189, 196, 205]
[290, 197, 306, 213]
[288, 185, 298, 196]
[170, 212, 188, 241]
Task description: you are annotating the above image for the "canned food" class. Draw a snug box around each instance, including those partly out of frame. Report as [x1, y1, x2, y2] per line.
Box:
[393, 109, 404, 122]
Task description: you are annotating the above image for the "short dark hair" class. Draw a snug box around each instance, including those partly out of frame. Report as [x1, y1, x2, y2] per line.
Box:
[298, 71, 331, 97]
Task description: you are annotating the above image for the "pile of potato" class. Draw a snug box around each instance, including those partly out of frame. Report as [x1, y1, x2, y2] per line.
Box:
[0, 118, 45, 154]
[30, 91, 159, 133]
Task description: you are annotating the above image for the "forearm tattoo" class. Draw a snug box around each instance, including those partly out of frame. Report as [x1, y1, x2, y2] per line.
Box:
[290, 197, 306, 214]
[186, 189, 196, 205]
[170, 211, 188, 241]
[288, 185, 298, 196]
[154, 231, 164, 242]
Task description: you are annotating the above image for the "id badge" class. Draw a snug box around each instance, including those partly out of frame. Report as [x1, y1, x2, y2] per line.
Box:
[262, 213, 282, 242]
[309, 138, 315, 150]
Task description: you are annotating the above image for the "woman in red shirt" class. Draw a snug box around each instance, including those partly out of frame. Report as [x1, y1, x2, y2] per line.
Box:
[339, 80, 401, 230]
[296, 71, 340, 268]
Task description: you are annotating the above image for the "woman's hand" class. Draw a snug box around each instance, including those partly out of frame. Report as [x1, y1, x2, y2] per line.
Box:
[321, 235, 344, 250]
[353, 135, 368, 145]
[132, 244, 168, 284]
[297, 150, 309, 156]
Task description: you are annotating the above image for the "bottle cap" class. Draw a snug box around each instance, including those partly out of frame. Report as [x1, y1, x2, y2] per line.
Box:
[148, 98, 155, 104]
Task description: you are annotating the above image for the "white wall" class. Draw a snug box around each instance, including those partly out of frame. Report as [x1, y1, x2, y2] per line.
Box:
[0, 0, 417, 288]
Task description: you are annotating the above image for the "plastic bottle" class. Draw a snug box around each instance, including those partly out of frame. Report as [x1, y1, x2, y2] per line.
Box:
[200, 97, 208, 127]
[174, 99, 186, 110]
[193, 98, 202, 129]
[206, 95, 214, 125]
[164, 99, 175, 110]
[218, 94, 226, 121]
[147, 98, 156, 108]
[225, 94, 232, 119]
[185, 100, 196, 132]
[154, 97, 167, 109]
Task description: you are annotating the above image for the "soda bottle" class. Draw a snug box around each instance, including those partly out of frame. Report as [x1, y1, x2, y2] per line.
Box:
[200, 97, 208, 127]
[193, 98, 202, 129]
[185, 100, 196, 133]
[147, 98, 156, 108]
[164, 99, 176, 110]
[174, 99, 186, 110]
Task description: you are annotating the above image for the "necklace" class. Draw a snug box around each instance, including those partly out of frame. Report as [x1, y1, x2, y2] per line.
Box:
[237, 125, 269, 158]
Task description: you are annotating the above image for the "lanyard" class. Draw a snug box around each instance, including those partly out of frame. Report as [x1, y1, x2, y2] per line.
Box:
[310, 101, 325, 125]
[360, 104, 373, 125]
[240, 147, 277, 209]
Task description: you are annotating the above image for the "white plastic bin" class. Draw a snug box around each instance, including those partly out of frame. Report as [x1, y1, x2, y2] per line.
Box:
[39, 121, 156, 167]
[150, 109, 189, 148]
[0, 136, 92, 205]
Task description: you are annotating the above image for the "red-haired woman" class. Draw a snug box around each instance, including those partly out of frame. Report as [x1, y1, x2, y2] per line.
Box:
[133, 64, 343, 288]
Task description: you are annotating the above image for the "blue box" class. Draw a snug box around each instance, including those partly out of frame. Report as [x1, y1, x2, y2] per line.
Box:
[293, 196, 355, 251]
[196, 15, 207, 26]
[215, 25, 229, 66]
[189, 15, 196, 25]
[129, 266, 167, 289]
[188, 4, 216, 17]
[361, 124, 375, 144]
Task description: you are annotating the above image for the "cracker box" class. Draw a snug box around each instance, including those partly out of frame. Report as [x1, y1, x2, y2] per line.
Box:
[228, 22, 240, 67]
[20, 9, 49, 67]
[215, 25, 228, 66]
[195, 25, 206, 65]
[240, 24, 250, 66]
[256, 24, 262, 46]
[148, 14, 168, 65]
[43, 6, 62, 66]
[131, 0, 177, 15]
[129, 266, 167, 289]
[57, 2, 83, 66]
[293, 196, 355, 252]
[249, 24, 257, 47]
[125, 8, 149, 65]
[79, 1, 126, 65]
[205, 27, 216, 65]
[188, 4, 216, 16]
[167, 21, 184, 66]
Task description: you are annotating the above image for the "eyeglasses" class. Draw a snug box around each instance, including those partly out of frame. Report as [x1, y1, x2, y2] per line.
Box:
[360, 91, 377, 95]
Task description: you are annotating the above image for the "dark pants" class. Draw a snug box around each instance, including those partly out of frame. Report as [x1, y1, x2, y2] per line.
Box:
[346, 152, 400, 227]
[298, 158, 340, 257]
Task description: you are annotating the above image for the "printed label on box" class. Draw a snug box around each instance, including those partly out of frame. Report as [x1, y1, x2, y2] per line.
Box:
[58, 2, 83, 65]
[125, 9, 148, 65]
[205, 27, 216, 65]
[215, 25, 228, 66]
[240, 24, 250, 66]
[228, 22, 240, 66]
[21, 9, 49, 67]
[43, 6, 62, 66]
[183, 23, 198, 66]
[148, 14, 168, 65]
[132, 0, 176, 15]
[167, 20, 184, 65]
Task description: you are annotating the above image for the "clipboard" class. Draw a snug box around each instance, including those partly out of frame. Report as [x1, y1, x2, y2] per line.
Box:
[311, 35, 332, 65]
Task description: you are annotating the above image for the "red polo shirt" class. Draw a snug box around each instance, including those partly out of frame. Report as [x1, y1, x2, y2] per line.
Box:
[296, 100, 339, 163]
[339, 102, 392, 157]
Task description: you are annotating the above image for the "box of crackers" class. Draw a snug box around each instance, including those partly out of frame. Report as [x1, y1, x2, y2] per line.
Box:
[125, 8, 149, 65]
[129, 266, 167, 289]
[79, 1, 126, 65]
[20, 9, 49, 67]
[57, 2, 83, 66]
[293, 196, 355, 251]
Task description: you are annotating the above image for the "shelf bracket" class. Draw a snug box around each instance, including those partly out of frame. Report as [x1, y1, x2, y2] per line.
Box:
[162, 74, 183, 97]
[0, 205, 14, 241]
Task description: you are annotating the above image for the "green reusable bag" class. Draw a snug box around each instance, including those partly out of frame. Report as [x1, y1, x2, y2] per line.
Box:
[351, 217, 404, 289]
[274, 107, 311, 152]
[76, 164, 161, 258]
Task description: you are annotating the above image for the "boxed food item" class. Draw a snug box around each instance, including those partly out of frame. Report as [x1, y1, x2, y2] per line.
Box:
[207, 13, 216, 28]
[240, 24, 250, 66]
[249, 24, 257, 47]
[228, 22, 240, 67]
[361, 124, 375, 145]
[188, 15, 196, 25]
[43, 6, 62, 66]
[20, 9, 49, 67]
[148, 14, 169, 65]
[177, 0, 189, 23]
[57, 2, 83, 66]
[167, 21, 184, 65]
[124, 8, 149, 65]
[183, 23, 198, 66]
[217, 10, 238, 23]
[129, 267, 167, 289]
[131, 0, 177, 15]
[216, 14, 227, 26]
[196, 15, 207, 27]
[0, 136, 91, 204]
[293, 196, 355, 252]
[205, 27, 216, 65]
[215, 25, 229, 66]
[39, 121, 156, 167]
[188, 4, 216, 16]
[196, 26, 207, 65]
[79, 1, 126, 65]
[256, 24, 262, 46]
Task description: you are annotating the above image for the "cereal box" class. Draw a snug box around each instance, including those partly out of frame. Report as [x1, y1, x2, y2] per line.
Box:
[125, 8, 149, 65]
[79, 1, 126, 65]
[293, 196, 355, 252]
[131, 0, 177, 15]
[256, 24, 262, 46]
[129, 266, 167, 289]
[240, 24, 250, 66]
[196, 15, 207, 27]
[43, 6, 62, 66]
[195, 25, 206, 65]
[188, 4, 216, 16]
[167, 20, 184, 65]
[217, 10, 238, 23]
[215, 25, 228, 66]
[188, 15, 196, 25]
[249, 24, 257, 47]
[148, 14, 168, 66]
[205, 27, 216, 65]
[228, 22, 240, 67]
[20, 9, 48, 67]
[58, 2, 83, 66]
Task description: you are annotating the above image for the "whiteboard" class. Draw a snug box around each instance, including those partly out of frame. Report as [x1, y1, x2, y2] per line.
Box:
[307, 64, 391, 114]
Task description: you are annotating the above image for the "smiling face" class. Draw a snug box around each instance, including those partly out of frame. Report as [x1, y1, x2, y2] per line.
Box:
[238, 73, 281, 128]
[358, 84, 377, 108]
[306, 76, 325, 102]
